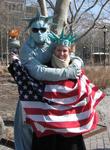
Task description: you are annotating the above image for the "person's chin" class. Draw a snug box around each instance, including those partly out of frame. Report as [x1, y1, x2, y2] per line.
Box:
[39, 38, 45, 43]
[35, 39, 45, 44]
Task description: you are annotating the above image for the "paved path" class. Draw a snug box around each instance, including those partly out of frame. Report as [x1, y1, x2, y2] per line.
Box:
[84, 130, 110, 150]
[0, 145, 13, 150]
[84, 95, 110, 150]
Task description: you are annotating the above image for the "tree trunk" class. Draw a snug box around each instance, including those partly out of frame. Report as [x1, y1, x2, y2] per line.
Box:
[38, 0, 48, 16]
[0, 30, 4, 64]
[6, 30, 9, 66]
[52, 0, 71, 35]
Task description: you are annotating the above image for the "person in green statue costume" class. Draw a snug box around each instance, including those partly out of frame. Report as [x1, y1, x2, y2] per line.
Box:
[9, 10, 83, 150]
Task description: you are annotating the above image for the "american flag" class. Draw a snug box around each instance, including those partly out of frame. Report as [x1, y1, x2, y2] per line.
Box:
[9, 59, 105, 137]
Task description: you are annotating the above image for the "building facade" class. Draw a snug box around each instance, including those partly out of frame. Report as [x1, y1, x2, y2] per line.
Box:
[0, 0, 36, 64]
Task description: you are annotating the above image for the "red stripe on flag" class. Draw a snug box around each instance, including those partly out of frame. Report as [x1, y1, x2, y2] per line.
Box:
[24, 99, 92, 116]
[44, 80, 76, 88]
[21, 72, 105, 137]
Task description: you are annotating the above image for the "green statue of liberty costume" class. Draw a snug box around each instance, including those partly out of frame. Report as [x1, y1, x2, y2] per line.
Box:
[13, 10, 83, 150]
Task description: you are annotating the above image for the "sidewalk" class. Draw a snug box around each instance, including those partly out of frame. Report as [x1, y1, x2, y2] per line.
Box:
[84, 95, 110, 150]
[84, 130, 110, 150]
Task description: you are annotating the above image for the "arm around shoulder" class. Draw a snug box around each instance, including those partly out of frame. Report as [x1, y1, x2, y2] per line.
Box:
[70, 54, 84, 68]
[19, 41, 80, 81]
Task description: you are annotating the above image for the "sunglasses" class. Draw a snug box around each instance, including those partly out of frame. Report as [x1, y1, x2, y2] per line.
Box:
[31, 28, 47, 33]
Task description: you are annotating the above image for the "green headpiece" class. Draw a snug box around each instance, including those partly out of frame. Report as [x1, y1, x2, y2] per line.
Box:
[49, 29, 77, 47]
[23, 9, 53, 32]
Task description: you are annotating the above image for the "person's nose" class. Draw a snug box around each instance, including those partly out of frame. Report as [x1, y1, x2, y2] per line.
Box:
[60, 51, 64, 56]
[37, 30, 42, 34]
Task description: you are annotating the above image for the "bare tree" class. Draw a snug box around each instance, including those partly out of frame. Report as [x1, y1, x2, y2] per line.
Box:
[70, 0, 110, 39]
[38, 0, 48, 16]
[45, 0, 110, 37]
[52, 0, 71, 34]
[27, 0, 110, 37]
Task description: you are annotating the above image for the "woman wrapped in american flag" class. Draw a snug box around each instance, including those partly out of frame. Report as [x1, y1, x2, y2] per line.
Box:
[8, 30, 105, 150]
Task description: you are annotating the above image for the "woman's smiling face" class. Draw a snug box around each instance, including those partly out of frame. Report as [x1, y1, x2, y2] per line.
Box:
[54, 46, 70, 60]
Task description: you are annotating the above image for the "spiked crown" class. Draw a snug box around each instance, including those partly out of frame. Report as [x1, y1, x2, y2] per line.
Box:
[49, 30, 77, 47]
[23, 9, 53, 32]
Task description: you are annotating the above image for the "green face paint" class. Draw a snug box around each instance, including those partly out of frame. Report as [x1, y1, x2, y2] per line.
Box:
[30, 20, 49, 43]
[23, 9, 53, 44]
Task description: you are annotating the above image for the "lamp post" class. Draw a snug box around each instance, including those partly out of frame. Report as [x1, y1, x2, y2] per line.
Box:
[102, 25, 107, 66]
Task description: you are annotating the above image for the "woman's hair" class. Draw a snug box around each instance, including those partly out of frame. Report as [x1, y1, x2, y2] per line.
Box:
[70, 44, 76, 53]
[55, 44, 75, 53]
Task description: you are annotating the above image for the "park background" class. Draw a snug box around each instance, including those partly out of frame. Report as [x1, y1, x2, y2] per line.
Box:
[0, 0, 110, 149]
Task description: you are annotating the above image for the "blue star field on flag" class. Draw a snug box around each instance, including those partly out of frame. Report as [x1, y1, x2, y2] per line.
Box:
[9, 59, 45, 101]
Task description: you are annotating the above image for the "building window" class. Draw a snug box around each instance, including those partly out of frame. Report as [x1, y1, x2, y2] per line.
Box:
[12, 4, 16, 10]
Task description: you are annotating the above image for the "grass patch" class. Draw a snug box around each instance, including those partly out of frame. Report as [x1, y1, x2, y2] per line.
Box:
[0, 65, 110, 89]
[85, 66, 110, 89]
[0, 66, 9, 76]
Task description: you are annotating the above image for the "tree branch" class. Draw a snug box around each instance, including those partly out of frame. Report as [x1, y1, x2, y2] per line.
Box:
[74, 0, 85, 20]
[78, 0, 110, 40]
[73, 0, 78, 12]
[75, 0, 98, 24]
[38, 0, 48, 16]
[46, 0, 55, 10]
[68, 2, 74, 24]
